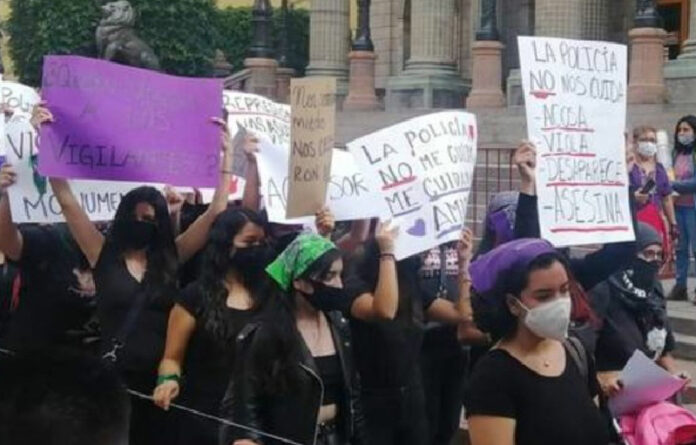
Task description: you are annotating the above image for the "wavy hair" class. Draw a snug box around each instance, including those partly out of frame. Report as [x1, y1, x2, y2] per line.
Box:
[197, 208, 271, 346]
[108, 186, 177, 301]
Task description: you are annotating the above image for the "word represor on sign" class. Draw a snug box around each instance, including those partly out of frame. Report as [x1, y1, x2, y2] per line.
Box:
[519, 36, 634, 246]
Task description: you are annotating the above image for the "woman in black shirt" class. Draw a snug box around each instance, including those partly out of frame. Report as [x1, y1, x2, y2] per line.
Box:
[152, 208, 275, 444]
[466, 238, 609, 445]
[36, 107, 235, 445]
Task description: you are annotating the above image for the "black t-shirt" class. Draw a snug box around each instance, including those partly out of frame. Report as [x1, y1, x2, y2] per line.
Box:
[94, 241, 174, 376]
[177, 281, 257, 406]
[1, 225, 96, 351]
[344, 274, 436, 390]
[465, 349, 609, 445]
[591, 281, 676, 372]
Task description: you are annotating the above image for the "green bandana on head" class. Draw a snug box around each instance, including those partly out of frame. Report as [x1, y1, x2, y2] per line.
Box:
[266, 233, 337, 291]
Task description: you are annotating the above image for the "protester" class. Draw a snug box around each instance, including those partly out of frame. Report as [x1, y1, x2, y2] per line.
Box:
[32, 105, 235, 445]
[0, 349, 130, 445]
[668, 115, 696, 301]
[220, 233, 370, 445]
[630, 125, 677, 276]
[466, 239, 609, 445]
[476, 191, 519, 257]
[152, 208, 275, 445]
[343, 227, 475, 445]
[591, 223, 687, 398]
[512, 141, 637, 352]
[0, 164, 97, 352]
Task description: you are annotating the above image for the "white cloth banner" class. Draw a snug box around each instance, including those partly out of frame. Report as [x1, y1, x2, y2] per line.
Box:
[347, 111, 477, 259]
[519, 36, 635, 246]
[5, 115, 151, 223]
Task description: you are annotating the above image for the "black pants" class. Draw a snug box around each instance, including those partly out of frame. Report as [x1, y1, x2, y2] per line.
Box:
[124, 371, 179, 445]
[361, 384, 428, 445]
[420, 348, 467, 445]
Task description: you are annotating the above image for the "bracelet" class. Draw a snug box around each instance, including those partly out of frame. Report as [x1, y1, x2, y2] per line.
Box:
[220, 169, 234, 175]
[379, 253, 396, 261]
[156, 374, 181, 386]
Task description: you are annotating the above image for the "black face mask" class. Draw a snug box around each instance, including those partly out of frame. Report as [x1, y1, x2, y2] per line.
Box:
[229, 245, 274, 282]
[119, 220, 156, 250]
[630, 258, 660, 291]
[303, 281, 347, 313]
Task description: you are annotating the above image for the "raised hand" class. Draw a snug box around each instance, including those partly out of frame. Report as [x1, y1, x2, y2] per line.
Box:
[375, 220, 399, 255]
[315, 206, 336, 238]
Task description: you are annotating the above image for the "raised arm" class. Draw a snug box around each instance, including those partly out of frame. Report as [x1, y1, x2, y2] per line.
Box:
[49, 178, 105, 267]
[426, 228, 474, 324]
[0, 164, 23, 261]
[175, 119, 233, 263]
[350, 222, 400, 321]
[513, 142, 541, 239]
[241, 133, 261, 212]
[152, 304, 196, 411]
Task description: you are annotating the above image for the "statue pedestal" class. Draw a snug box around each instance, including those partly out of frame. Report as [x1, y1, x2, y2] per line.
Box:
[276, 67, 294, 103]
[628, 28, 667, 104]
[244, 57, 278, 99]
[344, 51, 380, 111]
[466, 41, 505, 109]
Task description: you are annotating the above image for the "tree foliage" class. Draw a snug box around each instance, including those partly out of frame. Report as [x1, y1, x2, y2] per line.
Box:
[6, 0, 309, 86]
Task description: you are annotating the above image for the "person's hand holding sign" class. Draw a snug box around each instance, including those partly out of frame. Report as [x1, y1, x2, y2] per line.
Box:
[0, 164, 17, 196]
[316, 206, 336, 238]
[514, 141, 536, 196]
[30, 102, 55, 130]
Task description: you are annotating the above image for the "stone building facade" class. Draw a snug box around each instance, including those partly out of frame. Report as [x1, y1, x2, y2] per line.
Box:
[303, 0, 696, 110]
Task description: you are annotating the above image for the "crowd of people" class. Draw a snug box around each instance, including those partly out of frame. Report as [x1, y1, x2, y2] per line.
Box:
[0, 105, 696, 445]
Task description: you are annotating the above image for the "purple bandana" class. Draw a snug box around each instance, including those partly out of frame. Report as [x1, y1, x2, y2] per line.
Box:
[469, 238, 555, 294]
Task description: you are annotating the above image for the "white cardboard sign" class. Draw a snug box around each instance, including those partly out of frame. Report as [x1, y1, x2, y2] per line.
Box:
[347, 111, 477, 259]
[519, 36, 635, 246]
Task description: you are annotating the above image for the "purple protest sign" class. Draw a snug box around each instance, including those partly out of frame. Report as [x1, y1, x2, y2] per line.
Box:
[38, 56, 222, 187]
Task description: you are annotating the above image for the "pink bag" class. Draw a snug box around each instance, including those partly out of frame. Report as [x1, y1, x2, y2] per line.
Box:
[620, 402, 696, 445]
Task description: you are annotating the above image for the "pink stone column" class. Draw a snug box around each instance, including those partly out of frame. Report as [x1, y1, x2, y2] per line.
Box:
[344, 51, 380, 110]
[244, 57, 278, 99]
[466, 41, 505, 109]
[628, 28, 667, 104]
[276, 67, 294, 103]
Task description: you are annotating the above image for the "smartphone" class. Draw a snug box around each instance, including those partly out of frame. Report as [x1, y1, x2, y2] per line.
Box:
[641, 178, 656, 194]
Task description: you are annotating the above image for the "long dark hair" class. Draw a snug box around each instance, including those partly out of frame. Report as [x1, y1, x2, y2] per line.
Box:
[472, 252, 570, 340]
[108, 186, 177, 298]
[198, 208, 270, 346]
[674, 115, 696, 154]
[251, 248, 341, 393]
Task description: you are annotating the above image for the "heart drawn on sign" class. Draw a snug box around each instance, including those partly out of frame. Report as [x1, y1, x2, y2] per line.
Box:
[407, 219, 426, 237]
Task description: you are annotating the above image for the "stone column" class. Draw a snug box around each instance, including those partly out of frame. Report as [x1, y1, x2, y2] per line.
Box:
[385, 0, 468, 109]
[306, 0, 350, 80]
[275, 0, 294, 103]
[664, 0, 696, 103]
[244, 0, 277, 99]
[345, 0, 380, 110]
[583, 0, 609, 40]
[628, 0, 666, 104]
[535, 0, 583, 39]
[467, 0, 504, 108]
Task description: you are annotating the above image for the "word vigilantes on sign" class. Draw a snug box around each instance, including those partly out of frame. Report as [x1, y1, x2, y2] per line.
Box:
[286, 77, 336, 218]
[38, 56, 222, 187]
[519, 36, 635, 247]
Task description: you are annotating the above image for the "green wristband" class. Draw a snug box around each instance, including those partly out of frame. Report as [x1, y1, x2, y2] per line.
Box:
[157, 374, 180, 386]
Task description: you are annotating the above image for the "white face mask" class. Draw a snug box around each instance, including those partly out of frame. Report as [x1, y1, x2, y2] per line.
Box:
[517, 295, 572, 341]
[637, 141, 658, 157]
[678, 134, 695, 146]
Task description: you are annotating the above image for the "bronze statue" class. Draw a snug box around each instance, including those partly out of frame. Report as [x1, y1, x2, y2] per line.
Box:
[96, 0, 160, 70]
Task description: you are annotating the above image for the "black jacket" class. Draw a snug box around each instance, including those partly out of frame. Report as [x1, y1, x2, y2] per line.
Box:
[219, 310, 366, 445]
